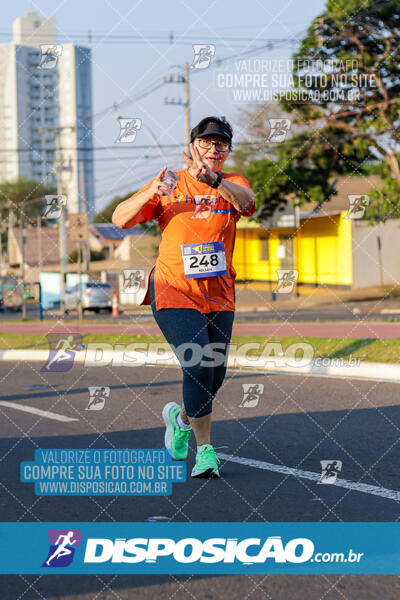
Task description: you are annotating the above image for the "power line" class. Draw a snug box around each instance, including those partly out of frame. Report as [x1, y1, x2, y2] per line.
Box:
[0, 140, 269, 153]
[0, 32, 304, 44]
[92, 31, 304, 120]
[0, 152, 183, 163]
[93, 80, 166, 120]
[1, 29, 306, 210]
[95, 168, 170, 199]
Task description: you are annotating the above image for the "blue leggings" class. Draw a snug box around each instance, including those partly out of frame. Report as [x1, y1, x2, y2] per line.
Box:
[149, 269, 234, 418]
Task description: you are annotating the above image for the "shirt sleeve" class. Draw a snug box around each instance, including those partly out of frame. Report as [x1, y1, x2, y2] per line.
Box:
[224, 173, 256, 222]
[121, 178, 161, 229]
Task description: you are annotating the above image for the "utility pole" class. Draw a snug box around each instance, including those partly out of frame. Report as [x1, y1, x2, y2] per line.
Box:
[40, 125, 75, 313]
[295, 202, 301, 298]
[164, 62, 191, 156]
[77, 238, 83, 320]
[79, 160, 90, 272]
[21, 207, 26, 319]
[37, 215, 42, 269]
[55, 128, 68, 313]
[0, 222, 6, 273]
[38, 125, 76, 312]
[184, 62, 190, 155]
[70, 213, 88, 321]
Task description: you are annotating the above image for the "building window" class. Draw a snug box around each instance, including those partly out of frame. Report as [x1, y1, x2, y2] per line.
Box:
[259, 235, 269, 261]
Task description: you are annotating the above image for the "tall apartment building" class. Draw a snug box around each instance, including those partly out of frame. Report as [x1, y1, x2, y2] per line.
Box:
[0, 12, 95, 218]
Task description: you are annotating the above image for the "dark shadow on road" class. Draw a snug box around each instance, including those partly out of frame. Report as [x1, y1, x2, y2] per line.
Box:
[0, 372, 264, 404]
[0, 406, 400, 599]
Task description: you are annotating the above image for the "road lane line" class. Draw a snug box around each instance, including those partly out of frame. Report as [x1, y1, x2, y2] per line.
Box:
[218, 453, 400, 502]
[0, 401, 79, 422]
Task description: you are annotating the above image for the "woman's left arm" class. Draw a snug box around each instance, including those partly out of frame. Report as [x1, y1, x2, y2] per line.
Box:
[217, 177, 255, 215]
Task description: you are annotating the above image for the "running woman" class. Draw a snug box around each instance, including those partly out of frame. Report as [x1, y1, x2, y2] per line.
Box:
[112, 116, 255, 478]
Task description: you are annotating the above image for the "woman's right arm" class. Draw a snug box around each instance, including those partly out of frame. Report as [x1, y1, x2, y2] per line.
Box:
[112, 167, 167, 229]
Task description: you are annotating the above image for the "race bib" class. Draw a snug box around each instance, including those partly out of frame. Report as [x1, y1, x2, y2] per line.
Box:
[181, 241, 227, 279]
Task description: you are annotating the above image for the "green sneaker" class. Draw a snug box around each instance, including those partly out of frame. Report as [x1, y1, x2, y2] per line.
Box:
[191, 444, 220, 478]
[162, 402, 192, 460]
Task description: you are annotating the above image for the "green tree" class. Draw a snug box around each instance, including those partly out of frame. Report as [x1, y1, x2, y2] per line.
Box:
[93, 191, 133, 223]
[229, 102, 293, 173]
[94, 191, 160, 236]
[281, 0, 400, 221]
[0, 177, 56, 225]
[235, 0, 399, 222]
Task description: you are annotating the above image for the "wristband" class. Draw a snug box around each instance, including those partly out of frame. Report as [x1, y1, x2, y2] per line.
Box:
[210, 171, 223, 189]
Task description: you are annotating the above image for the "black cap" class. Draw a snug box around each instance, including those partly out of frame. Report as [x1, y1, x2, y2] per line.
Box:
[190, 121, 232, 144]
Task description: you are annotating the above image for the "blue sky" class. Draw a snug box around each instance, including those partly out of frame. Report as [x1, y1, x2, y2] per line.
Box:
[4, 0, 327, 211]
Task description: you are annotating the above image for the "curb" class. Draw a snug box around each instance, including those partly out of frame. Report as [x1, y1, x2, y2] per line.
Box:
[1, 349, 400, 383]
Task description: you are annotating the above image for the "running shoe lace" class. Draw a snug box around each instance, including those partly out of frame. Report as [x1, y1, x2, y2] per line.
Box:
[175, 427, 192, 448]
[197, 444, 220, 468]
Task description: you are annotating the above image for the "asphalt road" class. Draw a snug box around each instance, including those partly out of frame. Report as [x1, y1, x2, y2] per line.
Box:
[0, 361, 399, 599]
[2, 300, 400, 323]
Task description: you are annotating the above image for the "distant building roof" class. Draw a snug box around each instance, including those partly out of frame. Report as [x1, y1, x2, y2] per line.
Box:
[237, 175, 384, 229]
[9, 222, 152, 268]
[300, 175, 383, 218]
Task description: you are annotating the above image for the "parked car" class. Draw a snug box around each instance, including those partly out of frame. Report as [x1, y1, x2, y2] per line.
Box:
[63, 281, 113, 314]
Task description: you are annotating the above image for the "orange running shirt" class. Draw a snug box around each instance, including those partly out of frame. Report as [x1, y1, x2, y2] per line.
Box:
[123, 168, 255, 313]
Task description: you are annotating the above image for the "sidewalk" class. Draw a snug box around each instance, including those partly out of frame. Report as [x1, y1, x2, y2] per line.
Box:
[233, 282, 400, 312]
[39, 283, 400, 317]
[115, 283, 400, 314]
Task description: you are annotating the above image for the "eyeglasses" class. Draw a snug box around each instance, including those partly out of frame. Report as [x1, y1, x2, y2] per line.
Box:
[196, 139, 230, 152]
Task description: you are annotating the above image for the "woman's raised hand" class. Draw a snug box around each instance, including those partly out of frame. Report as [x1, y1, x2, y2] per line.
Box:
[148, 167, 170, 199]
[182, 143, 216, 186]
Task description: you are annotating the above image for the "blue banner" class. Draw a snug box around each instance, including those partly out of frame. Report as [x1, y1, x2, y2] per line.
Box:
[0, 522, 399, 574]
[20, 449, 186, 496]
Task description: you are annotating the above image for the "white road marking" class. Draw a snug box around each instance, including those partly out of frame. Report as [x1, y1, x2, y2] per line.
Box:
[219, 453, 400, 502]
[0, 401, 79, 422]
